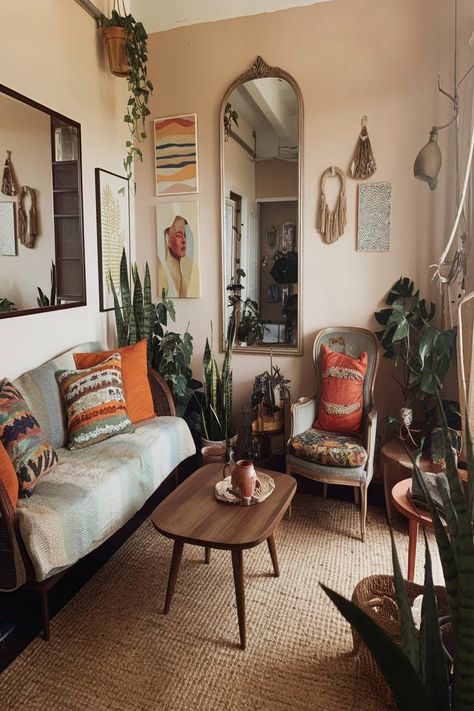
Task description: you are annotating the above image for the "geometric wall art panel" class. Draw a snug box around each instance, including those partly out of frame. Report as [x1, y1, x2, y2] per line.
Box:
[0, 201, 16, 256]
[154, 114, 198, 196]
[357, 182, 392, 252]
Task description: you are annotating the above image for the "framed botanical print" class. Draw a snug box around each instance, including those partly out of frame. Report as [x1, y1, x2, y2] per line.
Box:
[95, 168, 130, 312]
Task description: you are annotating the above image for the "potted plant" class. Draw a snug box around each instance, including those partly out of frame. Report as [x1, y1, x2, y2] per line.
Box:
[374, 276, 457, 428]
[102, 3, 153, 180]
[251, 356, 291, 433]
[321, 393, 474, 709]
[227, 269, 268, 346]
[111, 250, 195, 416]
[223, 102, 238, 140]
[198, 310, 237, 451]
[0, 298, 16, 313]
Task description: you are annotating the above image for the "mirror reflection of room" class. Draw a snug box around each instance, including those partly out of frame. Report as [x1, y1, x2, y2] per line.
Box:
[0, 87, 84, 317]
[223, 75, 299, 350]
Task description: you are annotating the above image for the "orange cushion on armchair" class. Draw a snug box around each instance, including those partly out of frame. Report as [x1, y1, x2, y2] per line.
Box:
[314, 344, 368, 434]
[74, 340, 155, 424]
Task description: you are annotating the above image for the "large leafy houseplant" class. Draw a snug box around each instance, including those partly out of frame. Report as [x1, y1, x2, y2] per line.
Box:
[375, 277, 457, 407]
[111, 250, 194, 414]
[102, 3, 153, 181]
[227, 269, 268, 346]
[321, 395, 474, 709]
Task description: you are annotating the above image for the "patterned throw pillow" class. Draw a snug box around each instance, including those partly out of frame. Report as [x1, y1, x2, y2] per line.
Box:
[56, 353, 132, 450]
[314, 345, 368, 434]
[0, 379, 58, 498]
[73, 340, 155, 424]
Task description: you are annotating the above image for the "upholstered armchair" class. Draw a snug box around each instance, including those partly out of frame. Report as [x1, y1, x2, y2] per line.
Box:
[286, 327, 380, 541]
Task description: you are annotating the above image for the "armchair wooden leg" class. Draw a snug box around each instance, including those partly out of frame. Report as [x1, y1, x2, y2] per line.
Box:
[360, 483, 367, 542]
[323, 483, 328, 498]
[353, 487, 360, 506]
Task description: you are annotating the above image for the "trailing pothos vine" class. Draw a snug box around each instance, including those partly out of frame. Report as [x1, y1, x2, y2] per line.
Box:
[103, 4, 153, 183]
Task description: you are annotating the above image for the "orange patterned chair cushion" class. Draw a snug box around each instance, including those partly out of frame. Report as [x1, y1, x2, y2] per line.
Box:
[289, 429, 367, 468]
[314, 345, 367, 434]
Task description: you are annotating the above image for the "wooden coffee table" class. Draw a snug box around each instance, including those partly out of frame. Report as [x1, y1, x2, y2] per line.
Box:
[151, 463, 296, 650]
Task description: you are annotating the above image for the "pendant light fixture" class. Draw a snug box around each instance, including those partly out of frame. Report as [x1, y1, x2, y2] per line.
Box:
[414, 0, 473, 190]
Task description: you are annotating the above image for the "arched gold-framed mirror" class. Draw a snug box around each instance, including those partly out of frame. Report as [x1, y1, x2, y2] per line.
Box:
[220, 56, 303, 355]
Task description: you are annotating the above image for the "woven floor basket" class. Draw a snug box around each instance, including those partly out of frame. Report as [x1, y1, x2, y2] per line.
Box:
[351, 574, 449, 705]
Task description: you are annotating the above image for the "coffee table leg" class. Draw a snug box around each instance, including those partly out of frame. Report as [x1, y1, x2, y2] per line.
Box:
[408, 520, 418, 582]
[231, 549, 246, 650]
[205, 547, 211, 564]
[164, 540, 184, 614]
[267, 534, 280, 577]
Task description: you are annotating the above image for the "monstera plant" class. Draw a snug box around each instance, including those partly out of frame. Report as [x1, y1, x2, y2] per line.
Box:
[375, 277, 457, 428]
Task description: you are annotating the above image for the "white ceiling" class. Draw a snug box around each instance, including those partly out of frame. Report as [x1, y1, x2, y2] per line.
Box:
[131, 0, 332, 33]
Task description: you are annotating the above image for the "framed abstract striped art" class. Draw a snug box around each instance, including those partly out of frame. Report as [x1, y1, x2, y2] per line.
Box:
[154, 114, 199, 196]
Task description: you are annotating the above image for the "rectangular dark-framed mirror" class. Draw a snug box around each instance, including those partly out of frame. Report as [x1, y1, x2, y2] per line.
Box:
[220, 56, 303, 355]
[0, 84, 85, 319]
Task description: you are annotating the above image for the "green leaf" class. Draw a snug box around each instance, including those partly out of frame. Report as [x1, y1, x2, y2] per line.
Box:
[320, 584, 433, 710]
[389, 529, 420, 673]
[419, 531, 450, 709]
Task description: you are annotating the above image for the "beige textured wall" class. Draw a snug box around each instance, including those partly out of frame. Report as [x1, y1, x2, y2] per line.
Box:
[255, 160, 298, 199]
[0, 0, 129, 378]
[135, 0, 457, 431]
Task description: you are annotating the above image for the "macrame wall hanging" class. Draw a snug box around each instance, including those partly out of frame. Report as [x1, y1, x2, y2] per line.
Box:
[317, 166, 347, 244]
[18, 186, 37, 248]
[350, 116, 377, 179]
[1, 151, 17, 196]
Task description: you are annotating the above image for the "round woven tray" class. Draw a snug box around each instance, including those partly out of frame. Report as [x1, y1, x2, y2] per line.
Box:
[215, 471, 275, 506]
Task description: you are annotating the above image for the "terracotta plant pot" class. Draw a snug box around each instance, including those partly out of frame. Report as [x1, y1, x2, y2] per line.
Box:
[102, 26, 129, 77]
[201, 445, 226, 465]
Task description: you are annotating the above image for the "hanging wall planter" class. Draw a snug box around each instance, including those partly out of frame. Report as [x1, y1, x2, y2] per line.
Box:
[101, 2, 153, 181]
[102, 25, 129, 77]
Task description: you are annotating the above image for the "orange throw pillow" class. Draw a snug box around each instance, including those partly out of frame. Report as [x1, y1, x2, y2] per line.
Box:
[74, 340, 155, 424]
[314, 345, 368, 435]
[0, 440, 19, 509]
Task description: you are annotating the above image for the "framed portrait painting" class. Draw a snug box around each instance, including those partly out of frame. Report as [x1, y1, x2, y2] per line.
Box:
[154, 114, 199, 196]
[156, 200, 200, 298]
[95, 168, 130, 312]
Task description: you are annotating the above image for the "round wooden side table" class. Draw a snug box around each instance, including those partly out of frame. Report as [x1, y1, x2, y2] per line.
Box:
[390, 478, 434, 582]
[381, 440, 431, 523]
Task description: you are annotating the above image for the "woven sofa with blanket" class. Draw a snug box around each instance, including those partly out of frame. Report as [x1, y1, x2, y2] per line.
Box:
[0, 341, 196, 639]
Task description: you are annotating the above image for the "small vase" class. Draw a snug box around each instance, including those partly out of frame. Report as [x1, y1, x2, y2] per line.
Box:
[231, 459, 257, 504]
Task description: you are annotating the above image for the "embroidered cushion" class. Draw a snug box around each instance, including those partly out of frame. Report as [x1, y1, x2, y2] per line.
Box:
[314, 344, 368, 434]
[56, 353, 133, 450]
[289, 429, 367, 468]
[73, 340, 155, 424]
[0, 379, 58, 497]
[0, 440, 19, 508]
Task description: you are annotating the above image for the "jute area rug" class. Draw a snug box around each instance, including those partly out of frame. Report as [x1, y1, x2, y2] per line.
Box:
[0, 494, 443, 711]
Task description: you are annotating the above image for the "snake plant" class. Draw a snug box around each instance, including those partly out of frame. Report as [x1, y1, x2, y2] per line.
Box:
[200, 312, 236, 442]
[111, 248, 152, 348]
[322, 392, 474, 709]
